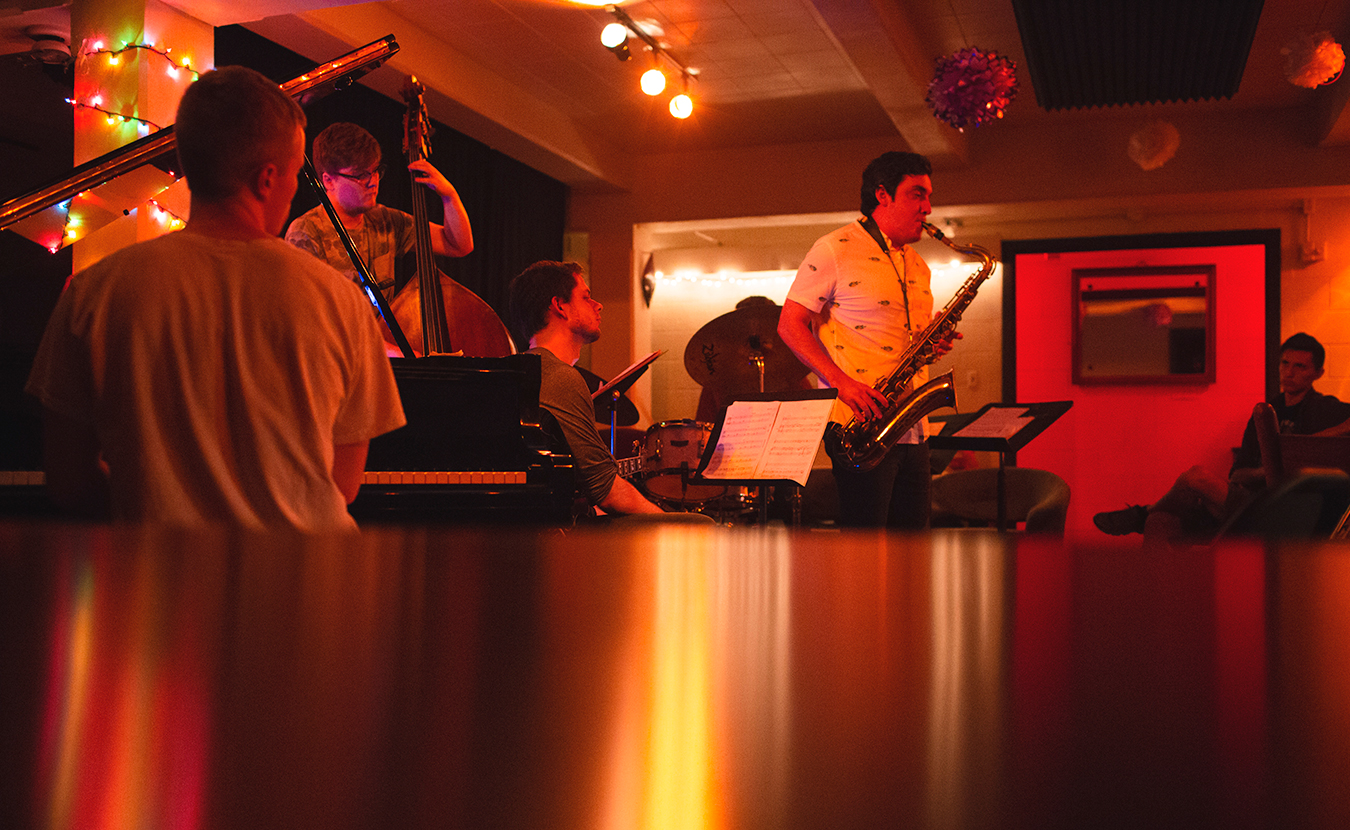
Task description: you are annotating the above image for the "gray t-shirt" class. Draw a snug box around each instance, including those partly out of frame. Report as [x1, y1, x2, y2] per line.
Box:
[285, 204, 416, 301]
[530, 347, 618, 507]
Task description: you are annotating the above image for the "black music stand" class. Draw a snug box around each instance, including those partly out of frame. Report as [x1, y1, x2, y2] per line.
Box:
[592, 351, 663, 455]
[927, 400, 1073, 531]
[694, 389, 838, 527]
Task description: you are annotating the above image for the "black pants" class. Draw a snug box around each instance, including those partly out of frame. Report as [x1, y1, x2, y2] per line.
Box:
[830, 441, 931, 529]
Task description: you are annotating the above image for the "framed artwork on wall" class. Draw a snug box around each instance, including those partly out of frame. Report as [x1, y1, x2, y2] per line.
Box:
[1071, 264, 1217, 385]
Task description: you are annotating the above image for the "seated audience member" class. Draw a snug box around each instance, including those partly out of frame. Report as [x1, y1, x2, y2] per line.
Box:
[25, 66, 405, 531]
[507, 261, 665, 517]
[1094, 332, 1350, 542]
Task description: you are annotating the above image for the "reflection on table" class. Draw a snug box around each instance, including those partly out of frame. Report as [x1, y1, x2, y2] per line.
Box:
[1, 522, 1348, 829]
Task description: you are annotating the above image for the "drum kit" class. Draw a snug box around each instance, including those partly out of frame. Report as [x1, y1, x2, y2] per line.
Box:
[584, 302, 811, 521]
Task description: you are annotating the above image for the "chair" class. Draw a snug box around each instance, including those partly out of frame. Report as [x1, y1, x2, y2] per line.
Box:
[930, 467, 1071, 535]
[1215, 403, 1350, 540]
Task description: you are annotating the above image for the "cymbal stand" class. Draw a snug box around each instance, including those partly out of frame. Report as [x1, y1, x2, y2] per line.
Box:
[607, 391, 621, 456]
[748, 335, 767, 393]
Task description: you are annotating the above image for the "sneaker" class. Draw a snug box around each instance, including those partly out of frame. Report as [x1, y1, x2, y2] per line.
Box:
[1093, 504, 1149, 536]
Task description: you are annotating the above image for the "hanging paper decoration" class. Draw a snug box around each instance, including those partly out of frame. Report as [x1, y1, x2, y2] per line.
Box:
[925, 46, 1018, 131]
[1127, 120, 1180, 170]
[1282, 31, 1346, 88]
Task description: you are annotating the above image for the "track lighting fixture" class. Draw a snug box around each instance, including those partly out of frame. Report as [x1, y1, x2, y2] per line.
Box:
[600, 4, 695, 118]
[600, 21, 630, 60]
[641, 67, 666, 95]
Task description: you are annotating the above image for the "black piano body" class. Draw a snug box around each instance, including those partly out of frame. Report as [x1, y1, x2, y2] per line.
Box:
[349, 353, 575, 526]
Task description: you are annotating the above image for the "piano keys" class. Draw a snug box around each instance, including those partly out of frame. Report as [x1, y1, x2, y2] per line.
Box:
[348, 353, 576, 525]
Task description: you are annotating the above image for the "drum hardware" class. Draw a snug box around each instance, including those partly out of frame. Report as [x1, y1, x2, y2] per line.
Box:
[637, 420, 726, 505]
[683, 304, 809, 398]
[580, 350, 662, 456]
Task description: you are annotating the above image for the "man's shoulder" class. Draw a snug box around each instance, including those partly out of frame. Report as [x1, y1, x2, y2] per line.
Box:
[529, 346, 574, 378]
[1309, 388, 1350, 416]
[528, 347, 589, 395]
[810, 220, 865, 247]
[285, 205, 328, 233]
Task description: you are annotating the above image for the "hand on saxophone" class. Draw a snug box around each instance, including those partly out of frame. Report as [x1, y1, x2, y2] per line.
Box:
[931, 329, 962, 359]
[836, 376, 891, 421]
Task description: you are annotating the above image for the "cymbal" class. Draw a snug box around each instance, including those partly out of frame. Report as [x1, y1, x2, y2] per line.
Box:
[575, 366, 640, 427]
[684, 304, 809, 393]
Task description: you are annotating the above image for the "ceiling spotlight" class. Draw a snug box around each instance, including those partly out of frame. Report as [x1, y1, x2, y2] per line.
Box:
[641, 67, 666, 95]
[600, 22, 628, 49]
[669, 91, 692, 119]
[600, 5, 695, 109]
[601, 21, 630, 60]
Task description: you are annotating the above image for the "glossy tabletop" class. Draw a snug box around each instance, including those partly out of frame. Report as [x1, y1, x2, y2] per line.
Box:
[2, 521, 1348, 829]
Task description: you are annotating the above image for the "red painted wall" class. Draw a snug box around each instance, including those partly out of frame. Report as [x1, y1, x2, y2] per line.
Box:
[1014, 244, 1268, 540]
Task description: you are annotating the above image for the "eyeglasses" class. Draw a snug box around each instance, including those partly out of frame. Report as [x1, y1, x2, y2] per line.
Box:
[332, 164, 386, 186]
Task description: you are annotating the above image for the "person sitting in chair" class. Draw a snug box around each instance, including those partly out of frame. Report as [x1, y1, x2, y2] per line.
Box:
[507, 261, 666, 518]
[1094, 332, 1350, 543]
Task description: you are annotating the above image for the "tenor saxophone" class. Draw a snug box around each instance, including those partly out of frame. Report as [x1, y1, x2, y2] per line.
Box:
[823, 221, 996, 472]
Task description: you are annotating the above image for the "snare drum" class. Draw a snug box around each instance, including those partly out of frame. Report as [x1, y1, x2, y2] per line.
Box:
[639, 419, 725, 504]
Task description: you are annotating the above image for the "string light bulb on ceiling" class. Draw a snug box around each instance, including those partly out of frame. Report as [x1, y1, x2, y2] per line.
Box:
[600, 4, 695, 118]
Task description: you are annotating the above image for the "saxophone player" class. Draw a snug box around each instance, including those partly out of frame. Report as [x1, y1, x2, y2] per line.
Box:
[778, 151, 957, 529]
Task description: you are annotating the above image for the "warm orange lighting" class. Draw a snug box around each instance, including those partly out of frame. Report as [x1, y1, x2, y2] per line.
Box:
[601, 22, 628, 49]
[642, 68, 667, 96]
[670, 93, 692, 119]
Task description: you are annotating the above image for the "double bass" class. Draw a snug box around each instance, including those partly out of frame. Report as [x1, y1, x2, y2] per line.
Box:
[388, 76, 514, 358]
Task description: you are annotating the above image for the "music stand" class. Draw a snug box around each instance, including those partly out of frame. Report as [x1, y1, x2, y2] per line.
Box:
[695, 389, 838, 526]
[927, 401, 1073, 531]
[592, 351, 662, 455]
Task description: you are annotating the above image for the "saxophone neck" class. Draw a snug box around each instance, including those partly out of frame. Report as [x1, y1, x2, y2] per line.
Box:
[921, 221, 994, 270]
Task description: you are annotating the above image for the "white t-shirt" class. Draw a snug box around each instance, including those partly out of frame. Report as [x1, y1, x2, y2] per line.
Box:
[786, 219, 934, 439]
[27, 230, 406, 531]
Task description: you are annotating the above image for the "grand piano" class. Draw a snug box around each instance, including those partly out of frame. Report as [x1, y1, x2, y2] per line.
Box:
[350, 354, 575, 526]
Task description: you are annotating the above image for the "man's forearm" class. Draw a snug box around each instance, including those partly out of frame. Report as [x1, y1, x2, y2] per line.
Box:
[599, 476, 665, 514]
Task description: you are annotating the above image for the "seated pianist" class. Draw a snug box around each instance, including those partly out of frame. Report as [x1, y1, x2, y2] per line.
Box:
[507, 261, 704, 521]
[23, 67, 405, 532]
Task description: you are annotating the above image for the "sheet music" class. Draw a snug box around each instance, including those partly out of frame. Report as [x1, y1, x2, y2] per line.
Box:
[702, 401, 778, 479]
[953, 406, 1033, 439]
[702, 397, 835, 486]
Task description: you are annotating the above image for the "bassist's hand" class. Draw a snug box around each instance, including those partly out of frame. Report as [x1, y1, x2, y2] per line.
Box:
[408, 159, 459, 200]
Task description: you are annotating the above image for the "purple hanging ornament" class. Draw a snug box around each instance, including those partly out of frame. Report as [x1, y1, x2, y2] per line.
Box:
[926, 47, 1019, 131]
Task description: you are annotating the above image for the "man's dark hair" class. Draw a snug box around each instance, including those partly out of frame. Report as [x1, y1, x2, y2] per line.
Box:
[312, 122, 382, 177]
[1281, 332, 1326, 370]
[508, 261, 585, 346]
[175, 66, 305, 202]
[860, 151, 932, 216]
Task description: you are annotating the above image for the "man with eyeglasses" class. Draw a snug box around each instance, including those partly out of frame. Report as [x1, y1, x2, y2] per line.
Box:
[285, 121, 473, 303]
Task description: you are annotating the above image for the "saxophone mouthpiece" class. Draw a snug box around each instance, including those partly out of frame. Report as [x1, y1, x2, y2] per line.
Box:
[921, 221, 944, 241]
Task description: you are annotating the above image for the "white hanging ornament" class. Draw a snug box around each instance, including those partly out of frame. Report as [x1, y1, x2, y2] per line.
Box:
[1127, 120, 1180, 171]
[1282, 31, 1346, 88]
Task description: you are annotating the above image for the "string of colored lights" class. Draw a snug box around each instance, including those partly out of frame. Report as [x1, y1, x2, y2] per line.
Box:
[64, 96, 161, 133]
[148, 199, 186, 230]
[82, 40, 202, 80]
[47, 37, 200, 251]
